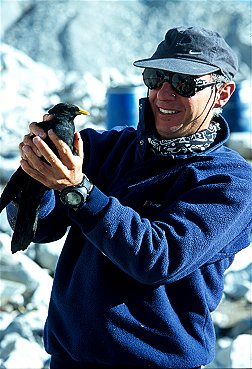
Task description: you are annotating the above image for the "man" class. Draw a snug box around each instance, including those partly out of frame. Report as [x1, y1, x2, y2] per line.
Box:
[7, 26, 252, 369]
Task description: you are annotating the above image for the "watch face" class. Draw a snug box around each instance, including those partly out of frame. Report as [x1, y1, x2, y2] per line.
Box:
[60, 182, 90, 208]
[65, 191, 83, 206]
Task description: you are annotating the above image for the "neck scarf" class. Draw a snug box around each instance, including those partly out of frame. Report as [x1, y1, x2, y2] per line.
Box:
[147, 122, 221, 156]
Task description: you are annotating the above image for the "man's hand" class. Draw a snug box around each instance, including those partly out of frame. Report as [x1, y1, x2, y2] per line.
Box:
[19, 115, 84, 191]
[19, 114, 51, 158]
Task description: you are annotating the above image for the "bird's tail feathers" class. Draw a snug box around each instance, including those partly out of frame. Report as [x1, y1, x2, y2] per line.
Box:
[10, 179, 46, 253]
[11, 194, 41, 254]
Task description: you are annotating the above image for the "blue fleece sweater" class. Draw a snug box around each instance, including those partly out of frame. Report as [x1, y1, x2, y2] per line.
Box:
[7, 99, 252, 368]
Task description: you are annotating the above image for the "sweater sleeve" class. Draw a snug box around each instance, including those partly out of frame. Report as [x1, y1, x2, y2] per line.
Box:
[67, 165, 252, 285]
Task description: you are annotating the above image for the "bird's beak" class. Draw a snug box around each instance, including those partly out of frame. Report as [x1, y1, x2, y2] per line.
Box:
[77, 108, 90, 116]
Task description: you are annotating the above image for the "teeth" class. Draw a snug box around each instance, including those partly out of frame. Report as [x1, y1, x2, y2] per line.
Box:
[159, 108, 177, 114]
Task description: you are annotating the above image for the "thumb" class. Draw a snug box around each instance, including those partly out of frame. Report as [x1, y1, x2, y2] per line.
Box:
[74, 132, 84, 159]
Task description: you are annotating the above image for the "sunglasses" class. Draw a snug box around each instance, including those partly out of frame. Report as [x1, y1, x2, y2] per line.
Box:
[143, 68, 217, 97]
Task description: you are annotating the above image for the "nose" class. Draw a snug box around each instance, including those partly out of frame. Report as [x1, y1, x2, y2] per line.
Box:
[156, 82, 176, 100]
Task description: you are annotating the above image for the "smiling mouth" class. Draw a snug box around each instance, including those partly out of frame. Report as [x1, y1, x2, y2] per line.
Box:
[159, 108, 179, 115]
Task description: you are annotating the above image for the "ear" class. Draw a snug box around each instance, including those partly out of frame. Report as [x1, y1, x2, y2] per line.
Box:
[214, 82, 236, 108]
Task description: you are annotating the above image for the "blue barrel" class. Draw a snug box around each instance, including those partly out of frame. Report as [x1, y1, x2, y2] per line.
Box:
[106, 85, 146, 130]
[222, 80, 251, 132]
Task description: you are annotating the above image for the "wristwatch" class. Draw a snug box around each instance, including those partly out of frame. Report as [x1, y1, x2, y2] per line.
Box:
[60, 176, 92, 209]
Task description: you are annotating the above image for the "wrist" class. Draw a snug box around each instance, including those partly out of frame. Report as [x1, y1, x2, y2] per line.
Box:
[59, 175, 84, 192]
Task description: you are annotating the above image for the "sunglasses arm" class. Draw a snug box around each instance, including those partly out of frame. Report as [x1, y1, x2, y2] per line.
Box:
[195, 80, 217, 92]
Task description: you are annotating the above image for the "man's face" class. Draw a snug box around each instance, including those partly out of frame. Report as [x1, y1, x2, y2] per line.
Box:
[148, 74, 219, 139]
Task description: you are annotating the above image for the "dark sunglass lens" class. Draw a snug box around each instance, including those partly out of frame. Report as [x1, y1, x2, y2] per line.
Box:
[172, 74, 196, 97]
[143, 68, 164, 89]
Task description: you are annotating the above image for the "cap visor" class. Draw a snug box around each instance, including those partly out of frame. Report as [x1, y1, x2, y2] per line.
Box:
[133, 58, 220, 76]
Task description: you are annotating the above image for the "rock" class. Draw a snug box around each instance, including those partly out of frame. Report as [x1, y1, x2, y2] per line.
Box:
[228, 317, 252, 338]
[214, 337, 232, 369]
[1, 314, 36, 343]
[245, 286, 252, 303]
[0, 43, 63, 157]
[0, 278, 26, 306]
[212, 298, 251, 332]
[227, 243, 252, 272]
[35, 237, 65, 273]
[0, 332, 49, 369]
[227, 132, 252, 161]
[0, 311, 18, 334]
[224, 270, 250, 300]
[1, 307, 48, 344]
[230, 334, 252, 368]
[206, 246, 252, 368]
[2, 1, 250, 77]
[0, 154, 20, 184]
[223, 245, 252, 305]
[29, 278, 52, 308]
[0, 233, 53, 307]
[0, 207, 12, 235]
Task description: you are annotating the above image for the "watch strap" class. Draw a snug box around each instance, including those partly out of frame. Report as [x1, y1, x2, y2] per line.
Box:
[79, 176, 92, 193]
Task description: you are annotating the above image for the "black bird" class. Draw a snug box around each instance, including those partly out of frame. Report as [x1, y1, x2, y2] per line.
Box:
[0, 103, 89, 253]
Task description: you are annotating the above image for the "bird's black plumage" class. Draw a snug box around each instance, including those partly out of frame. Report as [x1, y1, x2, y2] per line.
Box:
[0, 103, 89, 253]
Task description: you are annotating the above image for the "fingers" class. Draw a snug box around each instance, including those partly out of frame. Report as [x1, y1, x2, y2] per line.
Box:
[29, 122, 46, 138]
[20, 128, 85, 190]
[47, 130, 83, 167]
[20, 156, 57, 189]
[43, 114, 53, 121]
[19, 133, 42, 159]
[31, 131, 82, 170]
[21, 146, 45, 172]
[20, 139, 64, 189]
[20, 114, 54, 159]
[20, 145, 51, 186]
[20, 135, 84, 191]
[28, 114, 53, 138]
[32, 135, 64, 168]
[73, 132, 84, 159]
[20, 158, 43, 181]
[47, 130, 84, 158]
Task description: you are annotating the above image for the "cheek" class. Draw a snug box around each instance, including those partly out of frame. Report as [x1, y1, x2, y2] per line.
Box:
[187, 93, 208, 113]
[182, 99, 194, 114]
[148, 92, 157, 113]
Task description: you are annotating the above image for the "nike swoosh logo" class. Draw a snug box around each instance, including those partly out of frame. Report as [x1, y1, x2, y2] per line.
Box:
[188, 50, 203, 55]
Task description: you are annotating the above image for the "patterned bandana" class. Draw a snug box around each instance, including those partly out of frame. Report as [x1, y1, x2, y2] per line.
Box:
[147, 122, 221, 156]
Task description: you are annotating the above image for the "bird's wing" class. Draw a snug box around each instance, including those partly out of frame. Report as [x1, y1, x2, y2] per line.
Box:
[0, 167, 29, 213]
[11, 177, 47, 253]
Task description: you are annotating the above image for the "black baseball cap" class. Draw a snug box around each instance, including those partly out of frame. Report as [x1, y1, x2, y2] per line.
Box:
[133, 26, 238, 79]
